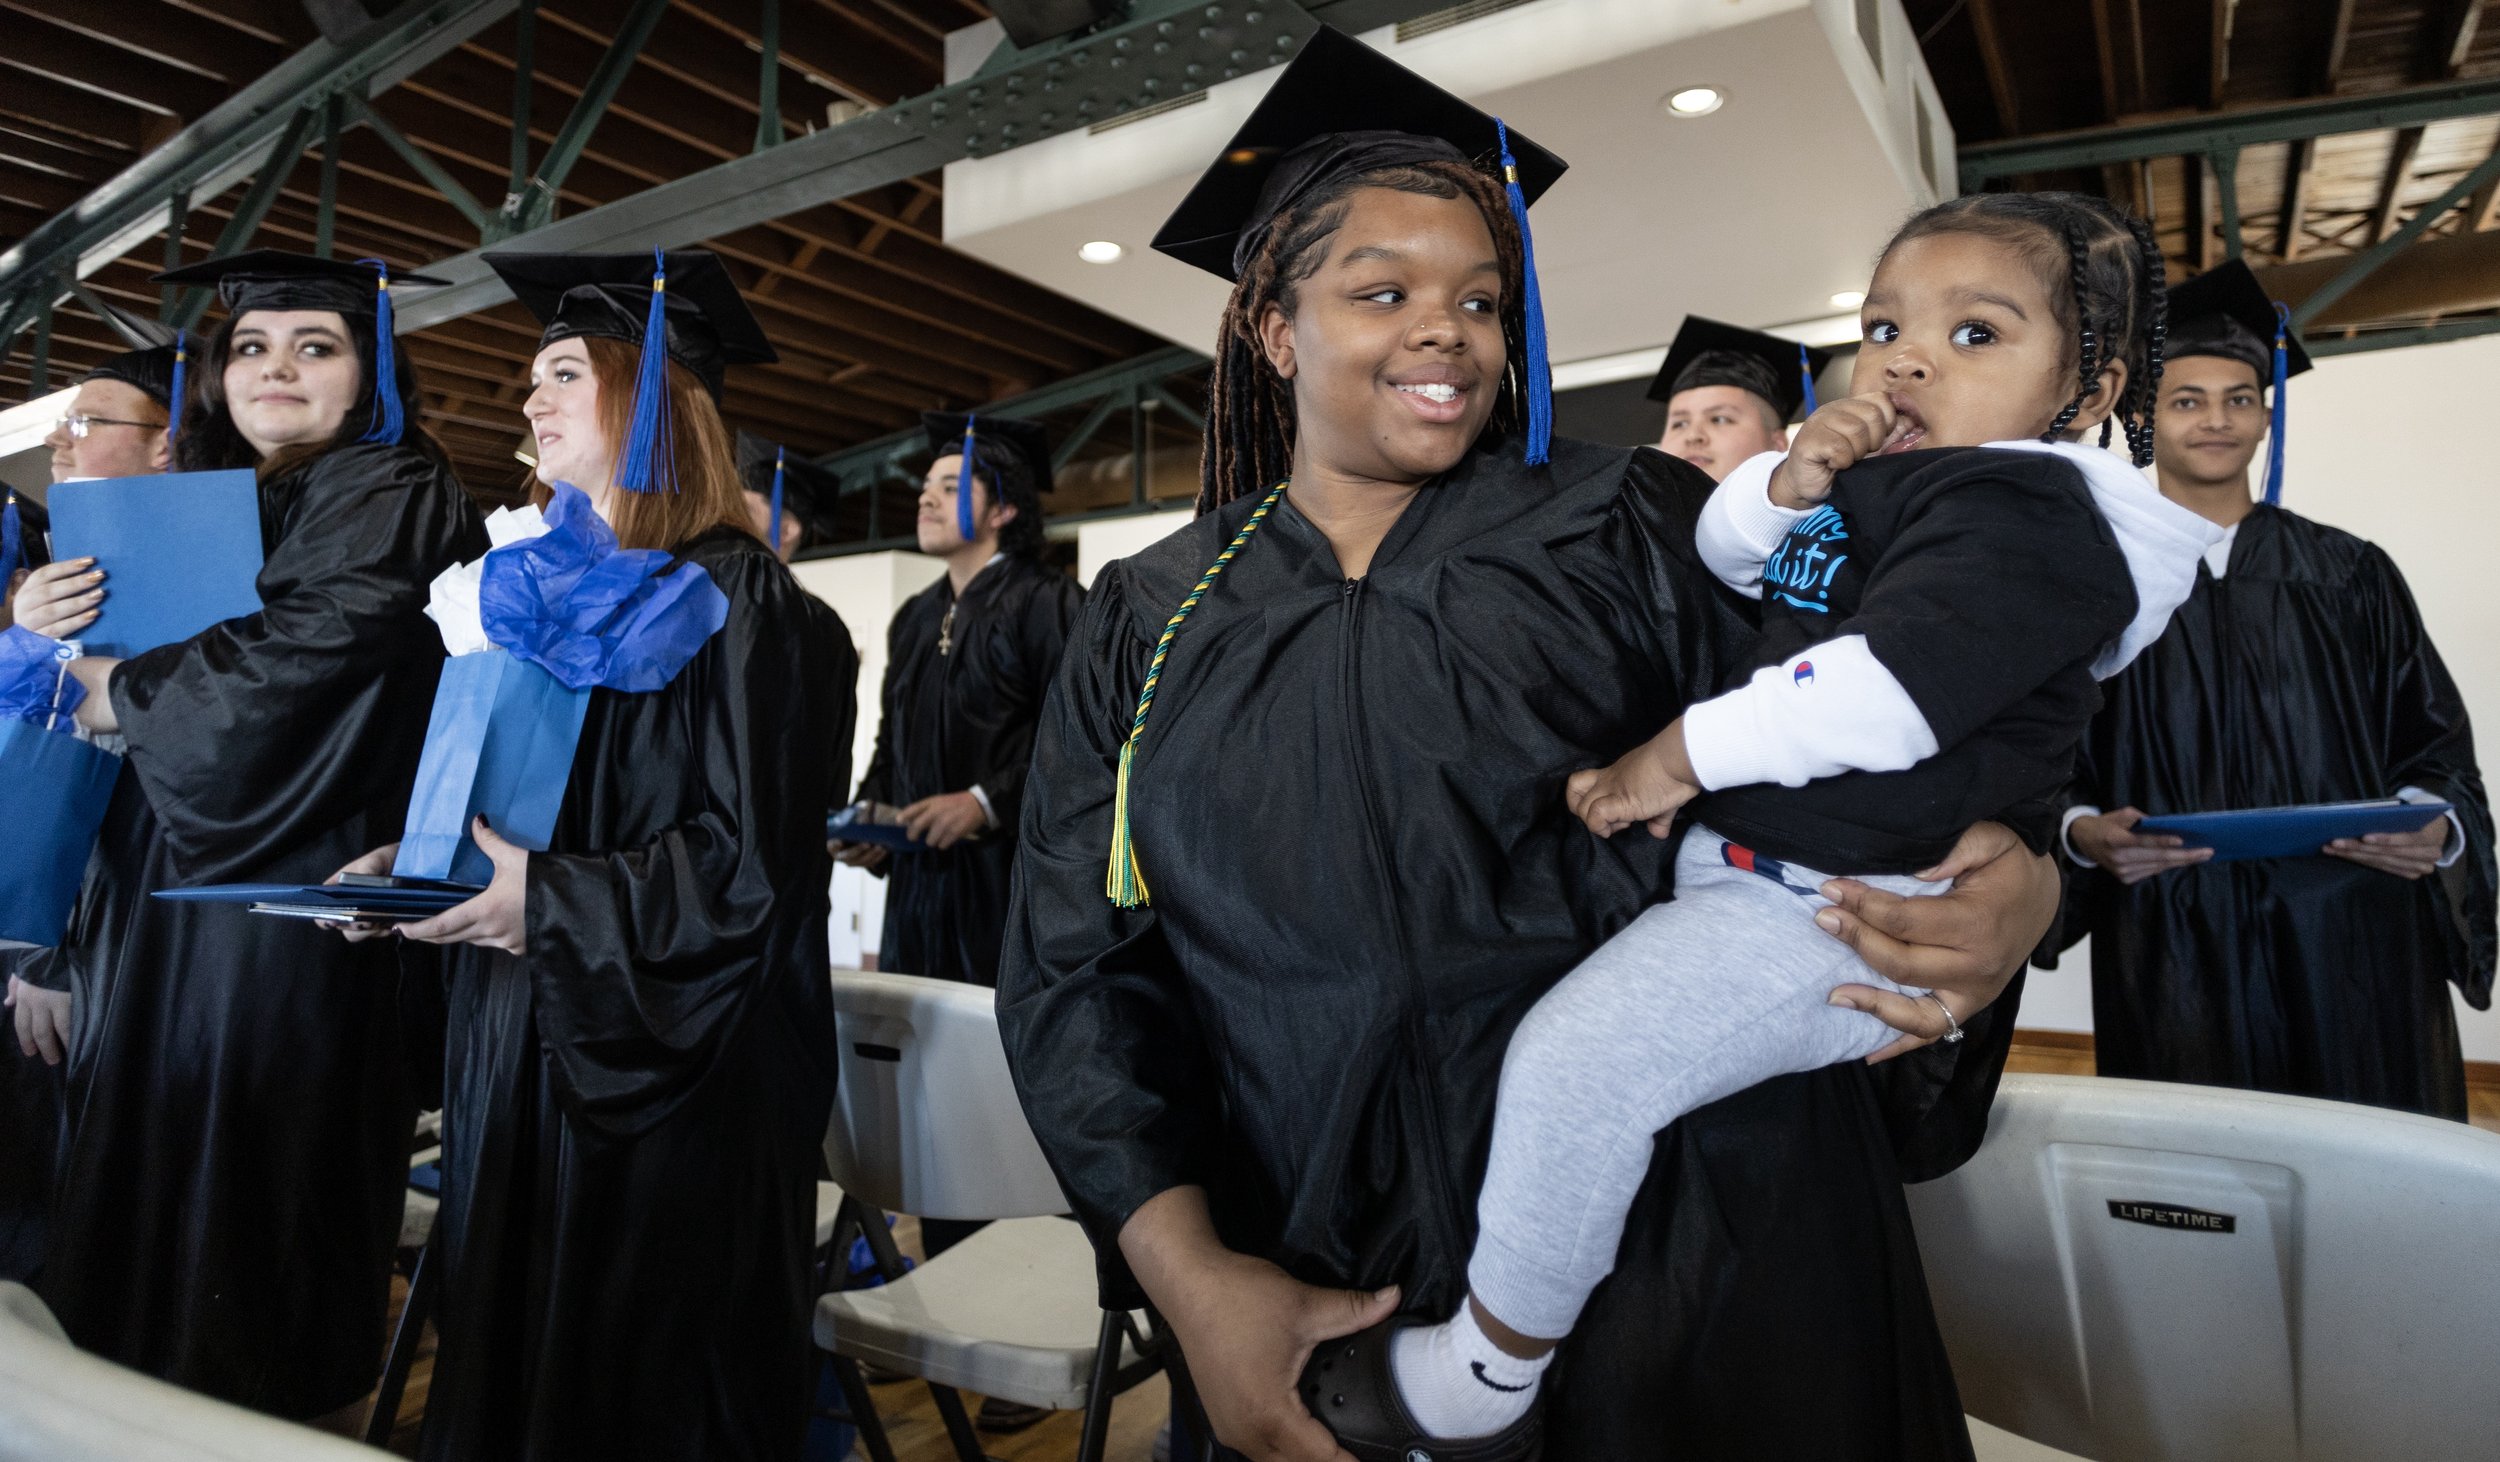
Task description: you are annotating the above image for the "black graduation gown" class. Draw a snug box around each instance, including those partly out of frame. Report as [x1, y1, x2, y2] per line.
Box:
[2, 493, 61, 1282]
[2050, 504, 2497, 1118]
[801, 590, 862, 820]
[857, 554, 1081, 986]
[1002, 438, 2016, 1459]
[418, 531, 847, 1462]
[0, 958, 61, 1283]
[26, 443, 481, 1417]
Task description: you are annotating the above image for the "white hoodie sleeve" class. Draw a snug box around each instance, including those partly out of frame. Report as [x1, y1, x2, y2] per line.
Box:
[1681, 634, 1941, 791]
[1694, 450, 1809, 599]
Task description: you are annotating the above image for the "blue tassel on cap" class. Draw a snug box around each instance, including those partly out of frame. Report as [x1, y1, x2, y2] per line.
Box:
[957, 415, 979, 541]
[1, 494, 21, 590]
[616, 248, 678, 494]
[1494, 118, 1551, 467]
[1796, 343, 1820, 416]
[2262, 300, 2290, 507]
[167, 330, 188, 444]
[357, 259, 405, 445]
[768, 445, 787, 552]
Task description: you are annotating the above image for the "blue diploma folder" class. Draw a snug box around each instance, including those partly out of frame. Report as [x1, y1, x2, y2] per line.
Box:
[47, 469, 264, 658]
[828, 804, 929, 853]
[2136, 799, 2453, 862]
[155, 879, 477, 922]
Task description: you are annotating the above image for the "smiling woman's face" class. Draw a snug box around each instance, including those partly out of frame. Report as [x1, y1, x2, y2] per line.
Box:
[1259, 185, 1507, 488]
[223, 309, 361, 458]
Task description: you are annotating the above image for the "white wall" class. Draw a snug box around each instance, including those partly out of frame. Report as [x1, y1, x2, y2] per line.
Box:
[2017, 332, 2500, 1061]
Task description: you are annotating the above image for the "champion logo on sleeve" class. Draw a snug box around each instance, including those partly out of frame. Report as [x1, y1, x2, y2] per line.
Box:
[1793, 660, 1815, 687]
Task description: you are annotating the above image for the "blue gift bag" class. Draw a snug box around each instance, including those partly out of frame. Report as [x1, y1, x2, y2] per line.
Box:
[393, 649, 591, 887]
[0, 719, 121, 946]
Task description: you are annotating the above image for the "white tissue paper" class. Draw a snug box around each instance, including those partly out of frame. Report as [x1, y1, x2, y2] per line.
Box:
[424, 503, 550, 656]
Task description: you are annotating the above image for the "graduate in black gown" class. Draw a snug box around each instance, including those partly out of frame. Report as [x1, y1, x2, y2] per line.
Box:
[9, 253, 482, 1418]
[998, 28, 2059, 1461]
[2053, 261, 2496, 1117]
[839, 413, 1081, 988]
[352, 250, 848, 1462]
[738, 431, 862, 810]
[3, 342, 177, 1284]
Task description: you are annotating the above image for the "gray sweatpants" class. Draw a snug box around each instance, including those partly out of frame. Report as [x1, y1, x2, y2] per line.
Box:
[1467, 824, 1948, 1339]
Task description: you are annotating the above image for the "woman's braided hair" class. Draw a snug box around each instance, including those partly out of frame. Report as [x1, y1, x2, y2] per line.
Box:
[1198, 158, 1529, 514]
[1882, 191, 2168, 467]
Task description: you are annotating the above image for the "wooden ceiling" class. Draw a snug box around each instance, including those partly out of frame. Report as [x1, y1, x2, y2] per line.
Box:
[0, 0, 1167, 496]
[1909, 0, 2500, 312]
[6, 1, 2496, 493]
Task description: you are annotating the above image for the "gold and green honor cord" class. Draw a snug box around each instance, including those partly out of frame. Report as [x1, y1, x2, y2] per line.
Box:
[1106, 480, 1288, 907]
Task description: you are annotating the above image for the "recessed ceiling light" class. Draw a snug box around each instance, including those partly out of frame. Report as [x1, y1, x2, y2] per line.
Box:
[1829, 289, 1867, 310]
[1664, 86, 1724, 118]
[1078, 240, 1124, 264]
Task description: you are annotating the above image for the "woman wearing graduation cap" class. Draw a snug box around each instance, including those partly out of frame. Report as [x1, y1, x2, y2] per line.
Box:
[2056, 259, 2495, 1118]
[836, 411, 1082, 994]
[337, 249, 850, 1462]
[997, 27, 2058, 1461]
[9, 251, 484, 1422]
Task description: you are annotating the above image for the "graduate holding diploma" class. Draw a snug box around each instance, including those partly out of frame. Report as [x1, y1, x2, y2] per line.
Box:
[332, 249, 849, 1462]
[6, 251, 483, 1421]
[2055, 260, 2497, 1117]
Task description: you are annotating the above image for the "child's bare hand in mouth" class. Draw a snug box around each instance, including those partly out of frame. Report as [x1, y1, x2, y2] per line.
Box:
[1771, 393, 1919, 508]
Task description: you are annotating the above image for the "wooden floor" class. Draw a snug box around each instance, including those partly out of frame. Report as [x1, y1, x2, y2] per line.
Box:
[372, 1040, 2499, 1459]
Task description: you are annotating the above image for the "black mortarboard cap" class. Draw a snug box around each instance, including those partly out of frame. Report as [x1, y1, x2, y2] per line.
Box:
[484, 249, 777, 401]
[736, 432, 843, 549]
[152, 249, 439, 445]
[921, 412, 1055, 500]
[2165, 259, 2312, 380]
[153, 249, 446, 317]
[1648, 316, 1830, 424]
[83, 346, 178, 410]
[1151, 26, 1566, 284]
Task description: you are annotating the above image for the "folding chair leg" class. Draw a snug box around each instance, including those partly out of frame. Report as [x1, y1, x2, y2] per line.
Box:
[364, 1238, 435, 1448]
[927, 1382, 992, 1462]
[830, 1354, 902, 1462]
[1075, 1309, 1122, 1462]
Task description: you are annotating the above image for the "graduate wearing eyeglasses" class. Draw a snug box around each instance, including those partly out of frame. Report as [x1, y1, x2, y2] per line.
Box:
[3, 342, 177, 1287]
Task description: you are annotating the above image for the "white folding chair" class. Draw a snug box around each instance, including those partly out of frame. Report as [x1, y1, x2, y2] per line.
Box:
[814, 968, 1165, 1462]
[0, 1281, 378, 1461]
[1907, 1074, 2500, 1461]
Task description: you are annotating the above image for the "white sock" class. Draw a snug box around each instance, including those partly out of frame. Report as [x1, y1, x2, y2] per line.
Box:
[1387, 1301, 1551, 1440]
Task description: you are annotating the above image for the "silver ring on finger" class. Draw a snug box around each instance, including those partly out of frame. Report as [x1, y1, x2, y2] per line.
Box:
[1922, 992, 1964, 1044]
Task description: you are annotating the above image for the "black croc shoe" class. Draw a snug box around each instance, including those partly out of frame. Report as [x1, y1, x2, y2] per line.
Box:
[1298, 1320, 1543, 1462]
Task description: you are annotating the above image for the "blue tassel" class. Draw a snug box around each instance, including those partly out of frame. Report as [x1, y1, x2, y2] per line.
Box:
[1, 495, 20, 589]
[1796, 343, 1819, 416]
[769, 445, 787, 552]
[357, 259, 405, 445]
[957, 414, 979, 541]
[2262, 301, 2290, 507]
[616, 248, 678, 494]
[1495, 118, 1551, 467]
[167, 330, 188, 444]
